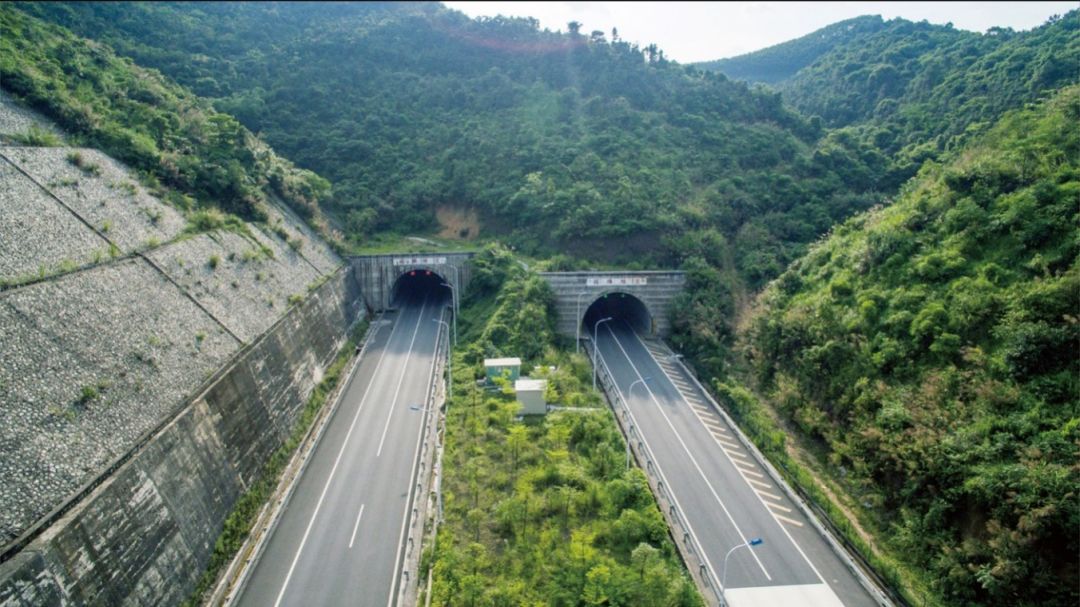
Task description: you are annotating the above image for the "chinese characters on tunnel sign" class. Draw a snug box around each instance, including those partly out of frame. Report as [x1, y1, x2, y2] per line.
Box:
[392, 256, 447, 266]
[586, 276, 648, 287]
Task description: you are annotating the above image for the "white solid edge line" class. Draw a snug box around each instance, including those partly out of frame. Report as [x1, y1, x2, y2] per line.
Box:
[660, 336, 832, 587]
[598, 347, 726, 592]
[272, 306, 414, 607]
[377, 298, 430, 457]
[348, 504, 366, 549]
[386, 304, 445, 607]
[602, 324, 772, 582]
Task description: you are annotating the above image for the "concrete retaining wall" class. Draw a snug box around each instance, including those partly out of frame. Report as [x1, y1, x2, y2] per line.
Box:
[0, 90, 363, 606]
[0, 268, 363, 606]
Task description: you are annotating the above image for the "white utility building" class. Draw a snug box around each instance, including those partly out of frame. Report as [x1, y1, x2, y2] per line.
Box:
[515, 379, 548, 415]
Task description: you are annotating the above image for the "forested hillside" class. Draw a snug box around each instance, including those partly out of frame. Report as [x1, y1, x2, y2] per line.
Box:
[13, 2, 884, 277]
[12, 1, 1076, 375]
[703, 12, 1079, 195]
[695, 15, 886, 85]
[7, 6, 1077, 604]
[0, 6, 332, 231]
[782, 13, 1079, 133]
[748, 86, 1079, 606]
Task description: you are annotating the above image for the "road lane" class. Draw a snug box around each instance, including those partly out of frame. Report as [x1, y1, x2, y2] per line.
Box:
[236, 291, 446, 607]
[595, 320, 878, 607]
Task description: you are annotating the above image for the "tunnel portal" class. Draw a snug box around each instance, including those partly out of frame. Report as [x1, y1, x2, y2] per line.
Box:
[390, 269, 451, 307]
[582, 292, 652, 337]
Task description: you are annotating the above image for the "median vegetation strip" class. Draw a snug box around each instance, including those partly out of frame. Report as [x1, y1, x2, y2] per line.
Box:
[182, 315, 370, 607]
[424, 245, 702, 606]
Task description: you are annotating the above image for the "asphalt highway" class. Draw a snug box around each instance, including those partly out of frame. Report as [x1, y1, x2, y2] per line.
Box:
[595, 320, 879, 607]
[236, 287, 447, 607]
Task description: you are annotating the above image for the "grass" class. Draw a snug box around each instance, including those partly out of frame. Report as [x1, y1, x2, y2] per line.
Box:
[181, 315, 370, 607]
[65, 150, 101, 176]
[709, 380, 938, 607]
[185, 208, 249, 236]
[345, 232, 483, 256]
[0, 255, 109, 292]
[8, 125, 62, 146]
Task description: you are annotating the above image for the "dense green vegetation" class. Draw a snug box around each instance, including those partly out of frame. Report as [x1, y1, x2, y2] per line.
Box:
[15, 2, 887, 281]
[7, 5, 1078, 603]
[696, 15, 887, 85]
[705, 12, 1079, 196]
[782, 13, 1079, 132]
[23, 5, 1076, 386]
[429, 245, 701, 605]
[748, 87, 1079, 606]
[0, 6, 332, 230]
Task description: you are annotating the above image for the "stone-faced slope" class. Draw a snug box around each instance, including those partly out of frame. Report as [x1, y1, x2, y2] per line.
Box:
[263, 195, 341, 276]
[0, 146, 186, 254]
[0, 157, 108, 283]
[0, 90, 63, 144]
[148, 229, 324, 343]
[0, 259, 240, 543]
[0, 92, 345, 548]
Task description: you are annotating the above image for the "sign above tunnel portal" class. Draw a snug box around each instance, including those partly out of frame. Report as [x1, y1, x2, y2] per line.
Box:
[586, 276, 648, 287]
[392, 256, 447, 266]
[540, 270, 687, 339]
[350, 252, 475, 311]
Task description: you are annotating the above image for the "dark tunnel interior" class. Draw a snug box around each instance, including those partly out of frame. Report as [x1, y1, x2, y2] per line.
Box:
[390, 270, 451, 307]
[582, 292, 652, 337]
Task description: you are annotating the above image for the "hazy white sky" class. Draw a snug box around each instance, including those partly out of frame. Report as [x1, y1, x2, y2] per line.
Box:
[443, 2, 1077, 63]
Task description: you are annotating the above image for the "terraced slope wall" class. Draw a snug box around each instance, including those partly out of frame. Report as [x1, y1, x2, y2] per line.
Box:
[0, 93, 363, 605]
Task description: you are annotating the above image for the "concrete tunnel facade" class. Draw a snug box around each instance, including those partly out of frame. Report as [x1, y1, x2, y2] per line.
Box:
[582, 291, 653, 336]
[539, 271, 688, 340]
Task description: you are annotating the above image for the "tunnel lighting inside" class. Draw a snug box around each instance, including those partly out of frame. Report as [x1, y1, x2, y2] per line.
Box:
[390, 269, 451, 307]
[582, 292, 652, 336]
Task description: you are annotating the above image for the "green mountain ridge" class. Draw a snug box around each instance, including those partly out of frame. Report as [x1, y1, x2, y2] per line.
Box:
[12, 2, 881, 273]
[695, 15, 887, 85]
[749, 85, 1079, 606]
[782, 11, 1080, 132]
[3, 4, 1077, 605]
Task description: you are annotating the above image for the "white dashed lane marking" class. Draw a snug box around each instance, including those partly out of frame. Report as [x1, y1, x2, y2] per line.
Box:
[746, 477, 773, 491]
[763, 499, 793, 514]
[737, 465, 766, 479]
[772, 512, 805, 527]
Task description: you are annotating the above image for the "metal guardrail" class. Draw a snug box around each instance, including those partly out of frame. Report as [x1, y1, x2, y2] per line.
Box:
[585, 339, 725, 606]
[666, 350, 898, 607]
[393, 309, 448, 607]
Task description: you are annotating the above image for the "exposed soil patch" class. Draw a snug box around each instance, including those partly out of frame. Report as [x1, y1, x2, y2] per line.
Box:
[436, 205, 480, 240]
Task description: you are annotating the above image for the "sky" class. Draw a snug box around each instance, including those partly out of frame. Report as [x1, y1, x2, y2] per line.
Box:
[443, 2, 1077, 63]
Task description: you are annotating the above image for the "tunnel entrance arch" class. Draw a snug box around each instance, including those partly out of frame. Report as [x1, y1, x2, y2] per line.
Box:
[349, 253, 474, 312]
[538, 271, 686, 339]
[581, 291, 653, 338]
[389, 267, 452, 308]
